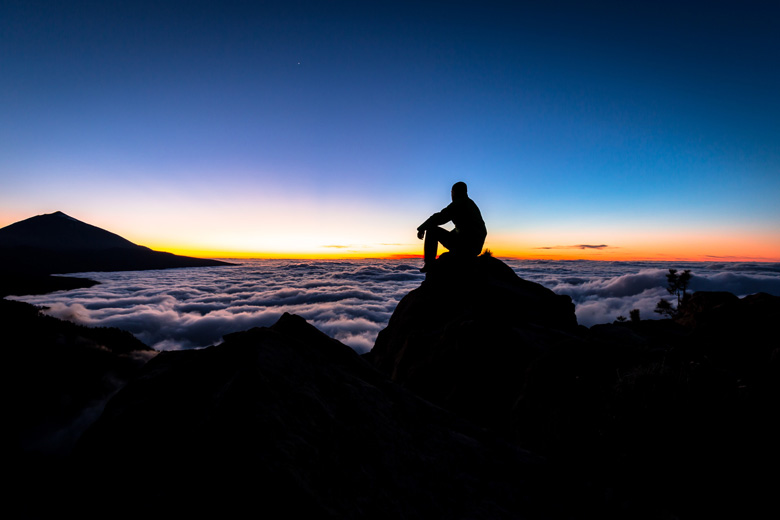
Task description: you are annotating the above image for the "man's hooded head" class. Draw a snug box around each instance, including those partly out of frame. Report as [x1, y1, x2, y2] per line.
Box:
[451, 181, 468, 201]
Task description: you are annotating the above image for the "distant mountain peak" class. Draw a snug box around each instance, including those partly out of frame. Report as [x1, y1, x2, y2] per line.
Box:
[0, 211, 234, 275]
[49, 210, 81, 222]
[0, 211, 139, 251]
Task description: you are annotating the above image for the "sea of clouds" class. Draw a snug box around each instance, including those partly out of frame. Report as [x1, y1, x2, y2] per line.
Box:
[505, 259, 780, 329]
[12, 259, 780, 353]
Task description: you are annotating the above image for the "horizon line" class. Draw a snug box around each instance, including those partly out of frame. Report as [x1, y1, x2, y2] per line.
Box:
[168, 250, 780, 263]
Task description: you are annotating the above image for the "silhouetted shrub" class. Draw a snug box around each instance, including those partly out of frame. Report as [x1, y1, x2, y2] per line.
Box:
[655, 269, 693, 317]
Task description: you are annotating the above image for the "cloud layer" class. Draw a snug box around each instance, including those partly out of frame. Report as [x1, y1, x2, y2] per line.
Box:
[12, 259, 780, 351]
[503, 259, 780, 326]
[16, 260, 422, 354]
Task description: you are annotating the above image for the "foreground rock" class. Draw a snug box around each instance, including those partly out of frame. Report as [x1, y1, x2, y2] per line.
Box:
[9, 252, 779, 519]
[4, 299, 155, 458]
[70, 313, 562, 519]
[367, 252, 578, 434]
[366, 253, 780, 519]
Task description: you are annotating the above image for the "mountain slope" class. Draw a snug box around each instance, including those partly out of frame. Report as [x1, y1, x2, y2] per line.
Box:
[0, 211, 234, 275]
[0, 211, 139, 250]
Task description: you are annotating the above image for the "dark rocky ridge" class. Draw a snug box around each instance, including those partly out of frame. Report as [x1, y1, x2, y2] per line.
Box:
[0, 272, 99, 298]
[0, 211, 234, 279]
[3, 298, 155, 458]
[71, 313, 561, 519]
[7, 253, 780, 519]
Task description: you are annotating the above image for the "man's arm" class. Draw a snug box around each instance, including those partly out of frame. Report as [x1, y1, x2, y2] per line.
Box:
[417, 204, 454, 235]
[417, 213, 444, 239]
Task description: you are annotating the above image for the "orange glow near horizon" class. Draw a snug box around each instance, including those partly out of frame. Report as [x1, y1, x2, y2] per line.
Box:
[157, 237, 780, 263]
[159, 246, 419, 260]
[139, 218, 780, 263]
[156, 248, 780, 263]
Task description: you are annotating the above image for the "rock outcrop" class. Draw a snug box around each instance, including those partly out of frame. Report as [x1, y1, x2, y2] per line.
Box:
[366, 252, 578, 434]
[366, 254, 780, 519]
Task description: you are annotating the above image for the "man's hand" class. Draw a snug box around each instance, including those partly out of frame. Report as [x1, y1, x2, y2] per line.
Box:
[417, 229, 425, 240]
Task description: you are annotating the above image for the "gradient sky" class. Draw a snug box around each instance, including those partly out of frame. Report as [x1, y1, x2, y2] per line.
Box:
[2, 0, 779, 260]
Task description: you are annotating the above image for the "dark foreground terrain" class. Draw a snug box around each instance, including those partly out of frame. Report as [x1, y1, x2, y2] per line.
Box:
[7, 254, 780, 519]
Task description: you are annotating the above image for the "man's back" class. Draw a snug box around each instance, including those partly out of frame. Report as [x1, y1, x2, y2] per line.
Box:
[445, 196, 486, 240]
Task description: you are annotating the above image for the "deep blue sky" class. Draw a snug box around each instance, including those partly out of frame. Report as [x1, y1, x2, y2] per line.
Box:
[2, 1, 778, 259]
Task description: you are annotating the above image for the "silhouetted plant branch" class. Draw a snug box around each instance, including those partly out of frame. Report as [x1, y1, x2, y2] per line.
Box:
[654, 268, 692, 318]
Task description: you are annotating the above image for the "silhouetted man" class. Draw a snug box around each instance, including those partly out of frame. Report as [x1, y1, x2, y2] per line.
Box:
[417, 181, 487, 272]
